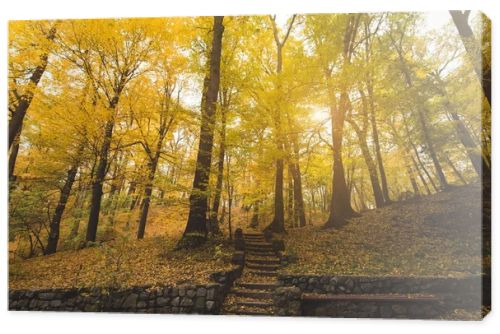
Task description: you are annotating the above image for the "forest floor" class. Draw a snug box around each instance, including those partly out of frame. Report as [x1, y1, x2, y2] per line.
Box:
[10, 183, 485, 291]
[282, 183, 484, 278]
[9, 236, 235, 290]
[9, 204, 236, 290]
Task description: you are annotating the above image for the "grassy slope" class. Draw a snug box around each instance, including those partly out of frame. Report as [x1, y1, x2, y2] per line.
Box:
[283, 183, 484, 277]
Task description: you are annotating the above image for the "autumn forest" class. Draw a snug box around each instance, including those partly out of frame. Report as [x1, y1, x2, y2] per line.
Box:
[8, 12, 490, 317]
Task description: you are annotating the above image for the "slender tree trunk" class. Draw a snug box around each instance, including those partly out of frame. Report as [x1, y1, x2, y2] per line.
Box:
[310, 188, 316, 217]
[137, 103, 174, 238]
[289, 137, 306, 227]
[367, 82, 390, 203]
[210, 106, 227, 234]
[137, 153, 160, 239]
[250, 199, 259, 228]
[46, 139, 85, 254]
[449, 11, 491, 107]
[45, 163, 79, 255]
[180, 16, 224, 248]
[411, 155, 431, 195]
[356, 133, 385, 208]
[325, 92, 357, 228]
[406, 160, 420, 196]
[348, 95, 385, 209]
[86, 112, 117, 242]
[291, 163, 306, 227]
[353, 182, 368, 211]
[266, 15, 296, 234]
[394, 44, 448, 190]
[401, 116, 439, 193]
[9, 27, 56, 150]
[414, 150, 438, 192]
[417, 107, 449, 189]
[226, 155, 233, 240]
[9, 130, 21, 181]
[444, 155, 467, 185]
[128, 181, 137, 208]
[324, 15, 360, 228]
[266, 44, 286, 233]
[287, 165, 294, 227]
[444, 100, 483, 176]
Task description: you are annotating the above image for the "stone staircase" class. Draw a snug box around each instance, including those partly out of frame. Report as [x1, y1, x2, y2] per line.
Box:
[221, 232, 281, 316]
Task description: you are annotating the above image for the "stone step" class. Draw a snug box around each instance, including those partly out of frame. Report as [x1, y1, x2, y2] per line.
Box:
[246, 258, 280, 265]
[233, 289, 273, 299]
[246, 263, 279, 271]
[245, 240, 272, 245]
[247, 251, 276, 257]
[244, 240, 266, 244]
[223, 307, 274, 316]
[246, 248, 274, 252]
[248, 270, 278, 277]
[243, 233, 265, 237]
[237, 282, 280, 290]
[246, 245, 274, 251]
[236, 300, 274, 308]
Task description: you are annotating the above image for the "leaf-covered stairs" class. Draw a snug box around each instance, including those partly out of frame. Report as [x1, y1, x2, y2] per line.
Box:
[221, 232, 281, 316]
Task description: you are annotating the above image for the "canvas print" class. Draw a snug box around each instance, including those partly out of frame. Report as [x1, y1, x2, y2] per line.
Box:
[8, 11, 490, 320]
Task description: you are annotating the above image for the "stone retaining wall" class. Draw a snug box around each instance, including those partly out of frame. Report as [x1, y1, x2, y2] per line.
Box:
[277, 274, 483, 318]
[9, 266, 242, 314]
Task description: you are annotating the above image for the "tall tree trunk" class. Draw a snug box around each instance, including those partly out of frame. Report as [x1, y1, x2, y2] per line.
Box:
[393, 38, 448, 190]
[180, 16, 224, 248]
[250, 199, 260, 228]
[128, 181, 137, 208]
[353, 182, 368, 211]
[68, 182, 87, 239]
[444, 155, 467, 185]
[414, 149, 439, 192]
[287, 124, 306, 227]
[9, 130, 21, 181]
[354, 131, 385, 208]
[291, 162, 306, 227]
[348, 91, 385, 208]
[449, 11, 491, 107]
[86, 113, 116, 242]
[287, 165, 294, 226]
[401, 115, 439, 193]
[226, 155, 233, 240]
[438, 90, 483, 176]
[324, 15, 360, 228]
[411, 155, 432, 195]
[268, 140, 286, 232]
[325, 92, 357, 227]
[406, 160, 420, 196]
[417, 107, 448, 189]
[367, 82, 391, 203]
[210, 105, 227, 234]
[137, 96, 174, 238]
[9, 26, 56, 150]
[448, 110, 483, 176]
[310, 188, 316, 218]
[46, 140, 85, 254]
[45, 163, 79, 255]
[265, 15, 296, 234]
[137, 152, 160, 239]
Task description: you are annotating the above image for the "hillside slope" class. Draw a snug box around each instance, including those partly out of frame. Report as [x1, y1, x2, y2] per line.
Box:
[283, 183, 484, 277]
